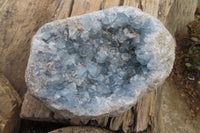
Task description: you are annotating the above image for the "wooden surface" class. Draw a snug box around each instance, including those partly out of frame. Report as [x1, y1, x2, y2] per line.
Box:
[49, 126, 114, 133]
[0, 74, 21, 133]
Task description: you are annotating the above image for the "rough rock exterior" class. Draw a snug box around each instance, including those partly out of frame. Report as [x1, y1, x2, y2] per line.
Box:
[25, 7, 175, 118]
[0, 74, 21, 133]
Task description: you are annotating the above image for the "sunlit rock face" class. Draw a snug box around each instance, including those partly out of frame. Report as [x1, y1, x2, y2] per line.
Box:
[25, 7, 175, 118]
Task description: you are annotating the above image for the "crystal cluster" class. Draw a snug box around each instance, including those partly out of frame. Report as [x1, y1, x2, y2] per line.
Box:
[25, 7, 175, 118]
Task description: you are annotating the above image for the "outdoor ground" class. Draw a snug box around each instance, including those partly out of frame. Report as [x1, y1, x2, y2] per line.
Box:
[169, 8, 200, 120]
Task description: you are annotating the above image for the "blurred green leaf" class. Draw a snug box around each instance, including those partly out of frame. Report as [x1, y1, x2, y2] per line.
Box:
[189, 50, 193, 54]
[193, 59, 198, 66]
[187, 29, 191, 35]
[185, 63, 192, 67]
[196, 66, 200, 71]
[193, 47, 198, 50]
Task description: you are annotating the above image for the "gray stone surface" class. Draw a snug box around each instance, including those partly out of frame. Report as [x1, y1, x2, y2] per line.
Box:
[25, 6, 175, 118]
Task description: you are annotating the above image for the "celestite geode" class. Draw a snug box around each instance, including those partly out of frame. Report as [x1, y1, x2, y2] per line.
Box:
[25, 7, 175, 118]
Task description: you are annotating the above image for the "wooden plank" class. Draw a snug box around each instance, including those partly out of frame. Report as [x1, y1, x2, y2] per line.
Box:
[123, 0, 140, 7]
[71, 0, 103, 16]
[103, 0, 122, 9]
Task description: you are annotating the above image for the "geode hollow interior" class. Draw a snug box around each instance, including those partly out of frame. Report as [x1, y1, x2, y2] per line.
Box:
[25, 7, 175, 118]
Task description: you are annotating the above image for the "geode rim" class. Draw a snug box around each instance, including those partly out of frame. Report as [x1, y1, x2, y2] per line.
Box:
[25, 6, 175, 118]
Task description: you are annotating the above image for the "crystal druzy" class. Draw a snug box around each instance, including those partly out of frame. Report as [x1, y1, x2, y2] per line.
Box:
[25, 7, 175, 118]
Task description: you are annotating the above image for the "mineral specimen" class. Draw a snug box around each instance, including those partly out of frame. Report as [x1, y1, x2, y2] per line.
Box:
[25, 6, 175, 118]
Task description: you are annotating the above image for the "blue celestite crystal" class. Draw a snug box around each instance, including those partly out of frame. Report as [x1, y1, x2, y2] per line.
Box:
[25, 6, 175, 118]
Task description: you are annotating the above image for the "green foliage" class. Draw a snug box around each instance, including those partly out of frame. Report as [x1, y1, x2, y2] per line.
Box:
[188, 16, 200, 36]
[185, 42, 200, 85]
[185, 63, 192, 67]
[196, 66, 200, 71]
[187, 29, 191, 35]
[185, 46, 200, 69]
[196, 15, 200, 25]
